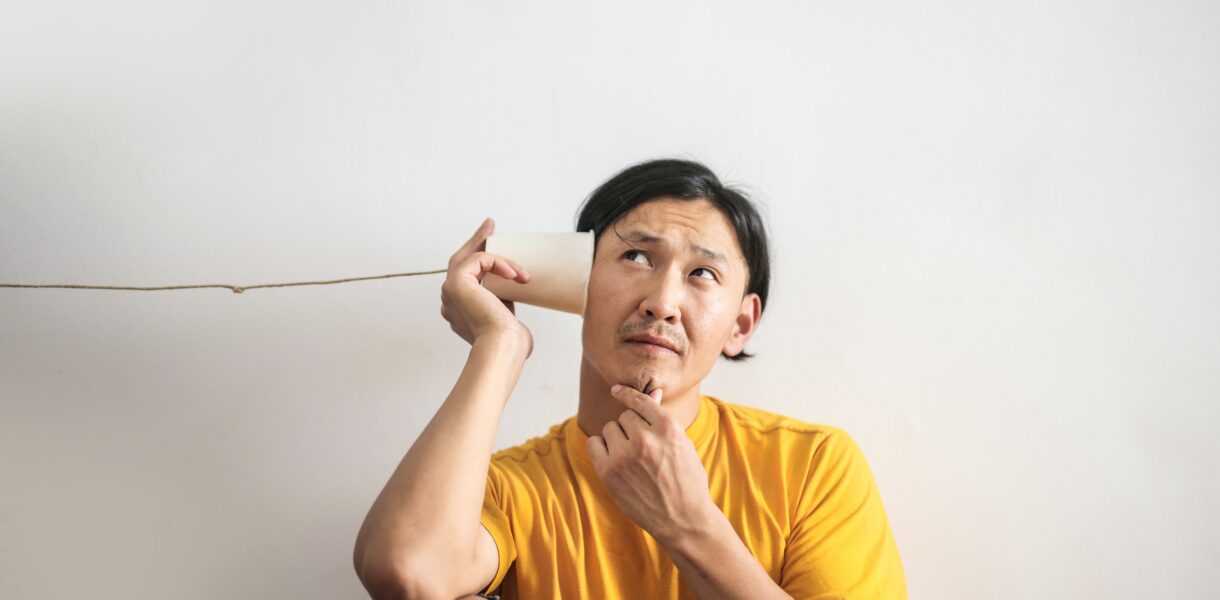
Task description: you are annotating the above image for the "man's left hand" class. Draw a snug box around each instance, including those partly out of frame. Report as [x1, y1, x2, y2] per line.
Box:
[586, 384, 718, 545]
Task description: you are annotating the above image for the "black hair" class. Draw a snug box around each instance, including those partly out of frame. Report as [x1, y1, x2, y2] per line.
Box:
[574, 157, 772, 362]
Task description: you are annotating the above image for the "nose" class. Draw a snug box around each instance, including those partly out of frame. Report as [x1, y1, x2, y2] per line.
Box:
[638, 268, 683, 324]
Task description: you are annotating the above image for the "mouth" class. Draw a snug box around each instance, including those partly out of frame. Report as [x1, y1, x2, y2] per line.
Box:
[624, 337, 679, 356]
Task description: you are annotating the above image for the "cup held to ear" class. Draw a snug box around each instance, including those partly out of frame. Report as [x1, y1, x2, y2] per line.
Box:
[482, 231, 594, 316]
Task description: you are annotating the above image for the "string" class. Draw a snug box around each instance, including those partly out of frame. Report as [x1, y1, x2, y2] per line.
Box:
[0, 268, 447, 294]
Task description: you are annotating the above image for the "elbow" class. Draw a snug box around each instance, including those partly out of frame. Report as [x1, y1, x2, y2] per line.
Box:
[355, 553, 453, 600]
[354, 554, 405, 600]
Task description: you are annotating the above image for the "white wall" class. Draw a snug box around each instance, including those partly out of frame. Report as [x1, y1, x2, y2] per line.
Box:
[2, 1, 1216, 598]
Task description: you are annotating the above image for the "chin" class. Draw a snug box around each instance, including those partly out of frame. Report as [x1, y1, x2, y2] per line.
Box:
[587, 344, 676, 395]
[625, 368, 666, 394]
[595, 358, 659, 393]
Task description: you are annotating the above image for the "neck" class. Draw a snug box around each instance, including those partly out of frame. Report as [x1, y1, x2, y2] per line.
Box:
[577, 353, 702, 437]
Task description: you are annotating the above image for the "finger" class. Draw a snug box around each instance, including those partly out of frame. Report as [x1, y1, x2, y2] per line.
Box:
[602, 419, 628, 451]
[484, 255, 519, 281]
[501, 256, 530, 283]
[586, 435, 608, 463]
[464, 252, 518, 282]
[487, 254, 530, 283]
[610, 384, 666, 425]
[452, 218, 494, 263]
[617, 408, 649, 438]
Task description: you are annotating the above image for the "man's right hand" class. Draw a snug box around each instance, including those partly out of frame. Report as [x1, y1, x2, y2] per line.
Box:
[440, 217, 534, 358]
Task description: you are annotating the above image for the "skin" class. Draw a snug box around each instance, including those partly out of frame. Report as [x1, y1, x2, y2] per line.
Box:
[573, 195, 761, 541]
[577, 196, 761, 450]
[571, 198, 793, 599]
[354, 199, 783, 600]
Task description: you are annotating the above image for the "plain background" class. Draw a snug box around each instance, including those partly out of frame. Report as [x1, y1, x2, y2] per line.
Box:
[2, 1, 1217, 598]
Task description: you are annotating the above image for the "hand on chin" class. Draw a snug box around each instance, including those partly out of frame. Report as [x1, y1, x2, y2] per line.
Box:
[619, 369, 664, 397]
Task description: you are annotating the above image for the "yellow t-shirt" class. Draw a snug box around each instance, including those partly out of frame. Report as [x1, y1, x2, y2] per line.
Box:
[479, 394, 907, 599]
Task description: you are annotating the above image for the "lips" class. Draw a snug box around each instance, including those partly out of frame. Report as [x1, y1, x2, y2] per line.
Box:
[625, 333, 679, 354]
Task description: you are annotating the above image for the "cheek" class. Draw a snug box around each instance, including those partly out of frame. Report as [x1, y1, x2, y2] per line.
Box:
[587, 270, 630, 313]
[582, 274, 625, 341]
[685, 296, 735, 344]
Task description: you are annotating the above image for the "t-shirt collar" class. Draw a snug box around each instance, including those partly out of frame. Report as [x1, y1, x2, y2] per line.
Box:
[564, 394, 717, 468]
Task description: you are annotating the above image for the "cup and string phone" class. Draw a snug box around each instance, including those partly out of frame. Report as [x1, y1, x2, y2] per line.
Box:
[0, 230, 597, 316]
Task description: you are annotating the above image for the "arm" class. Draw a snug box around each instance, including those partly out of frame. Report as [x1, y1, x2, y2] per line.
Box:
[586, 385, 791, 600]
[353, 332, 529, 599]
[663, 509, 793, 600]
[353, 217, 534, 600]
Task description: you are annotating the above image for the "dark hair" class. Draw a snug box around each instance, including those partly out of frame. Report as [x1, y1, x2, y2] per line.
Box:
[574, 157, 772, 362]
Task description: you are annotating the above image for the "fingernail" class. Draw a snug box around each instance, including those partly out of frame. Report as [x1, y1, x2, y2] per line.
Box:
[611, 384, 622, 393]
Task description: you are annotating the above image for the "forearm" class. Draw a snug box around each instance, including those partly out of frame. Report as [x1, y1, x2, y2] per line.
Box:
[663, 506, 793, 600]
[354, 332, 529, 589]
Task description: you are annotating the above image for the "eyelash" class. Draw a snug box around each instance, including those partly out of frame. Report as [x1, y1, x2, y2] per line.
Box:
[622, 250, 718, 282]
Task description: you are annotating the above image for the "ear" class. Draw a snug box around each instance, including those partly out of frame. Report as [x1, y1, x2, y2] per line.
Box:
[722, 292, 762, 357]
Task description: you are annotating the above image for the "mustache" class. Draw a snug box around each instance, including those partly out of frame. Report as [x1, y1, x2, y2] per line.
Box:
[620, 324, 685, 350]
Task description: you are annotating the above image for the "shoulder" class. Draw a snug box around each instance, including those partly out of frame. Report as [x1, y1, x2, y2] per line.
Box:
[706, 394, 851, 449]
[706, 395, 874, 480]
[487, 419, 571, 480]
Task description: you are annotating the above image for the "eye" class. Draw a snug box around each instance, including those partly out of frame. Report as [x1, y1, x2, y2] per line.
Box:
[623, 249, 650, 265]
[624, 250, 718, 282]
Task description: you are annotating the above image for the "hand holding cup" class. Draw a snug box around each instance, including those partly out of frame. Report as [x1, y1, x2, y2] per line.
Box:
[439, 218, 534, 356]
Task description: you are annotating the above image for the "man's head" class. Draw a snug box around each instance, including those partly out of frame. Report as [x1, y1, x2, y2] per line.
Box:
[575, 158, 772, 396]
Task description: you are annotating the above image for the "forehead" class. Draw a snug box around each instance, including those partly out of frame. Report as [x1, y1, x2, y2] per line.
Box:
[603, 197, 743, 266]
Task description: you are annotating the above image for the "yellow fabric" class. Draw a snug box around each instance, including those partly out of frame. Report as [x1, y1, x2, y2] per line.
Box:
[479, 394, 908, 599]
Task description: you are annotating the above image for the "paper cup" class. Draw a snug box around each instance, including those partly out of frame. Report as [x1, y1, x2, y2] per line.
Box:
[482, 231, 594, 315]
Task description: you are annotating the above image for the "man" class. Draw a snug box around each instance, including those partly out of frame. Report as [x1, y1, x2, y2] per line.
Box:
[353, 158, 908, 599]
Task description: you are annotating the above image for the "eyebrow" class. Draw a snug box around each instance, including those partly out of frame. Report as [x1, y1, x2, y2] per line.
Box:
[620, 229, 732, 272]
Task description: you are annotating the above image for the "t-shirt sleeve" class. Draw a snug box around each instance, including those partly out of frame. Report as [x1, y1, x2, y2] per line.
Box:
[779, 429, 908, 600]
[478, 460, 518, 596]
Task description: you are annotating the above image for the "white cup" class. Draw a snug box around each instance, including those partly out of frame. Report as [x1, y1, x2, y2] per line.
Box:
[482, 231, 595, 316]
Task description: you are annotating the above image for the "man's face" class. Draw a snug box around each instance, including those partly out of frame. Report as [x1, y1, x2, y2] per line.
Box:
[581, 197, 761, 395]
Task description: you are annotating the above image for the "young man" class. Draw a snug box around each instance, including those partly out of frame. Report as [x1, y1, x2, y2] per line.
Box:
[353, 159, 908, 599]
